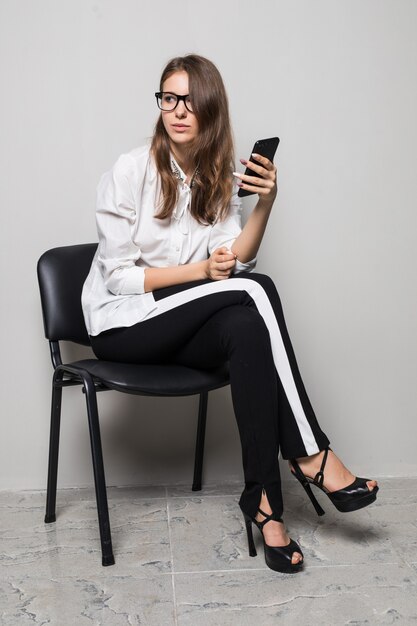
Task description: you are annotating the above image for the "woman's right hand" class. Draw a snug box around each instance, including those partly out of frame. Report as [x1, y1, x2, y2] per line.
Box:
[205, 246, 237, 280]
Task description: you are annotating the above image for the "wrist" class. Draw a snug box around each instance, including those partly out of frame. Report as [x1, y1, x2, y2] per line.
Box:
[256, 198, 274, 211]
[201, 259, 209, 279]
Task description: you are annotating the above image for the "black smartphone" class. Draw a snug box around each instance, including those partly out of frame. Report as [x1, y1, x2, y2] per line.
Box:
[237, 137, 280, 197]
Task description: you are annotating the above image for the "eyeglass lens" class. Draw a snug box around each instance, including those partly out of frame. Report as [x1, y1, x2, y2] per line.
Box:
[157, 93, 193, 112]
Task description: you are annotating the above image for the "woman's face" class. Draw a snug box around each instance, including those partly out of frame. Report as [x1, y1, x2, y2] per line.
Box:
[161, 71, 199, 151]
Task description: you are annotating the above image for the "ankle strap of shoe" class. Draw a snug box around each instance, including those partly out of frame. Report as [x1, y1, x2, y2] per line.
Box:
[313, 447, 329, 487]
[256, 507, 283, 528]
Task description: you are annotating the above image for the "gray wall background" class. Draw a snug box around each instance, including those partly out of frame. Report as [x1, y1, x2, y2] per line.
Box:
[1, 0, 416, 490]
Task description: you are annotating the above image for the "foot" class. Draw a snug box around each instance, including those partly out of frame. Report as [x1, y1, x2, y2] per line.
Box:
[255, 491, 303, 566]
[289, 449, 378, 493]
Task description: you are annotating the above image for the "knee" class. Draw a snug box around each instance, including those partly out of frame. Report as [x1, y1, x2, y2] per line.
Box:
[249, 273, 279, 298]
[237, 271, 279, 299]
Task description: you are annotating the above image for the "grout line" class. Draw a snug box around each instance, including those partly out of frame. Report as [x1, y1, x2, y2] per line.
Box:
[167, 493, 241, 499]
[390, 549, 417, 573]
[1, 561, 404, 582]
[170, 562, 403, 576]
[173, 567, 276, 575]
[166, 485, 179, 626]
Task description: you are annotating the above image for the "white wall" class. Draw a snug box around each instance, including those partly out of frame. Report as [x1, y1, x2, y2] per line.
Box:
[1, 0, 416, 490]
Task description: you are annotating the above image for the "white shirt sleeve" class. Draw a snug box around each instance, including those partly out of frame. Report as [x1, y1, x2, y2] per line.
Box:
[208, 187, 257, 273]
[96, 153, 147, 295]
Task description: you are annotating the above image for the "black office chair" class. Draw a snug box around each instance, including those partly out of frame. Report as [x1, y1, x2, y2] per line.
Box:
[37, 243, 230, 566]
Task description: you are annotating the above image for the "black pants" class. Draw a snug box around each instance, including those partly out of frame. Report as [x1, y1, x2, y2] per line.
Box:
[91, 272, 330, 518]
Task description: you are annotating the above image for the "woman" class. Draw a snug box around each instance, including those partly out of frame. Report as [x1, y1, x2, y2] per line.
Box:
[82, 54, 378, 574]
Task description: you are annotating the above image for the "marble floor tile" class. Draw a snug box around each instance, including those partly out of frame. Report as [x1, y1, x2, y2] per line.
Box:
[1, 574, 176, 626]
[1, 479, 416, 625]
[169, 490, 403, 572]
[389, 522, 417, 566]
[371, 477, 417, 491]
[0, 496, 172, 578]
[0, 484, 167, 507]
[281, 480, 417, 568]
[362, 487, 417, 524]
[284, 509, 396, 568]
[174, 563, 417, 626]
[168, 495, 258, 573]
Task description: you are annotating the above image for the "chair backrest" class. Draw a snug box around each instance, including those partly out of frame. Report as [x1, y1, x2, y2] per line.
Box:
[37, 243, 97, 345]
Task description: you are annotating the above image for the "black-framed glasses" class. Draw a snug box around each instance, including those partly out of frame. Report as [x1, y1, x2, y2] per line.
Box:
[155, 92, 194, 112]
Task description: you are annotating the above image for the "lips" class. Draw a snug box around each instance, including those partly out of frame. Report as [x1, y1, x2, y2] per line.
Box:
[172, 124, 190, 134]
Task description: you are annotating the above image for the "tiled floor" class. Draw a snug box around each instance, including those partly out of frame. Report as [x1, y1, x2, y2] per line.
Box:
[1, 479, 417, 625]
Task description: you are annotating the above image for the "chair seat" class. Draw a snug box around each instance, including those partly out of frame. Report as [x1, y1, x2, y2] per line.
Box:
[66, 359, 230, 396]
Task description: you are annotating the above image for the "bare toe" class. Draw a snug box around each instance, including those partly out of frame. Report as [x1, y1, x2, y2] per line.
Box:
[292, 552, 303, 565]
[367, 479, 378, 491]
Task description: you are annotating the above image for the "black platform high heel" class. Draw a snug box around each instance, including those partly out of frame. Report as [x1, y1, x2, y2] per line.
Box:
[242, 507, 303, 574]
[290, 447, 379, 515]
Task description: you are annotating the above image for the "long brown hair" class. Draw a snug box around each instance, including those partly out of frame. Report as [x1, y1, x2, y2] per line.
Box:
[151, 54, 235, 225]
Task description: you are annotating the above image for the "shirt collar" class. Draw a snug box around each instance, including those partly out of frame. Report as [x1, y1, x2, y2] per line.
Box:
[170, 153, 199, 189]
[170, 154, 186, 184]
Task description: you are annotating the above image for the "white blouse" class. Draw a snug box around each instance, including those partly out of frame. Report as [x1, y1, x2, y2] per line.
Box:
[81, 143, 257, 336]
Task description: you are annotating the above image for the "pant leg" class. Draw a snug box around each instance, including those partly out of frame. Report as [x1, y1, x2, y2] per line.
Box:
[231, 273, 330, 459]
[90, 284, 252, 363]
[171, 304, 284, 518]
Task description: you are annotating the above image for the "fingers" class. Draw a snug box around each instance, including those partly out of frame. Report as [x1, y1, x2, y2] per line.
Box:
[233, 164, 276, 187]
[240, 154, 275, 175]
[233, 153, 277, 198]
[234, 172, 275, 189]
[213, 257, 236, 272]
[208, 247, 237, 280]
[212, 247, 236, 262]
[233, 173, 275, 196]
[250, 153, 275, 170]
[209, 267, 233, 280]
[218, 259, 236, 271]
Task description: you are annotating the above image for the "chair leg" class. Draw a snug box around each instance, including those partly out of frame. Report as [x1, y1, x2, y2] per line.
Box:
[192, 391, 208, 491]
[83, 372, 115, 566]
[44, 370, 64, 523]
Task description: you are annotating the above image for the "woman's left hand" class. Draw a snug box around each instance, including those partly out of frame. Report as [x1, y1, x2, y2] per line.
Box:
[233, 154, 277, 206]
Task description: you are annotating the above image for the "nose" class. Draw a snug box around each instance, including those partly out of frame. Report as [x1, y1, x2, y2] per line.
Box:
[175, 100, 187, 117]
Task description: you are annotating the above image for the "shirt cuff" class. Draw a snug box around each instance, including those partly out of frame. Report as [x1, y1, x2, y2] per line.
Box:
[233, 257, 257, 273]
[107, 265, 146, 295]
